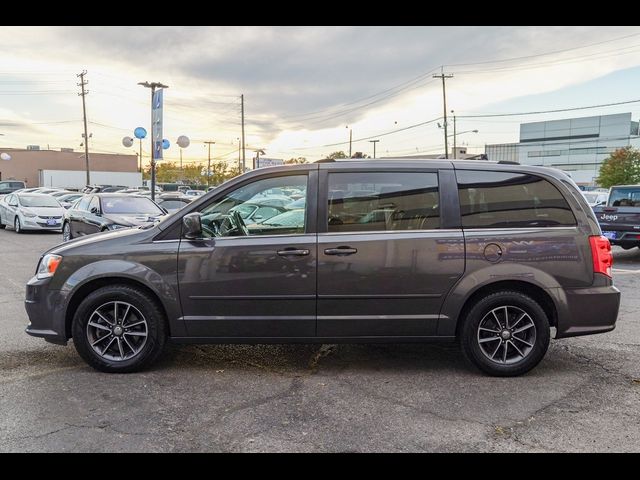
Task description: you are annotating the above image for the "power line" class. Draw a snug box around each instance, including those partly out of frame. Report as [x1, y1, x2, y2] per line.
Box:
[457, 98, 640, 118]
[294, 116, 443, 150]
[446, 31, 640, 67]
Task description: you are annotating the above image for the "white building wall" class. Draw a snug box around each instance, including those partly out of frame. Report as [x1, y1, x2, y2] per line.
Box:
[39, 170, 142, 189]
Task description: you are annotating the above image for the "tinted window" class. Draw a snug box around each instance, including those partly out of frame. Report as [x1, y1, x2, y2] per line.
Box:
[327, 172, 439, 232]
[608, 187, 640, 207]
[457, 171, 576, 228]
[76, 196, 91, 211]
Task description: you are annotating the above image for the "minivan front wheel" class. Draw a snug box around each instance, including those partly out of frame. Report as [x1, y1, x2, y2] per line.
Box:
[460, 291, 550, 377]
[72, 285, 167, 373]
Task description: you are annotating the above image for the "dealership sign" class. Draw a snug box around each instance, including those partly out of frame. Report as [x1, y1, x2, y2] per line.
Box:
[152, 89, 163, 160]
[256, 157, 284, 168]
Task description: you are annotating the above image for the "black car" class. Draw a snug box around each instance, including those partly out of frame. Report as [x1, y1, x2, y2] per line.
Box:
[26, 160, 619, 376]
[156, 195, 193, 213]
[62, 194, 166, 241]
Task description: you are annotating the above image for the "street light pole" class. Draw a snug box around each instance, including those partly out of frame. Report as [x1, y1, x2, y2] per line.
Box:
[346, 126, 352, 158]
[138, 81, 168, 202]
[369, 139, 380, 159]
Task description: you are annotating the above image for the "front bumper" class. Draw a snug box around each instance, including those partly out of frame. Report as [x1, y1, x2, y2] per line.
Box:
[20, 217, 63, 230]
[555, 283, 621, 338]
[24, 276, 68, 345]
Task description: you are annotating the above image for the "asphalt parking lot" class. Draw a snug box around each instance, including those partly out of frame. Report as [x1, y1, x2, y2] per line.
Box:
[0, 228, 639, 452]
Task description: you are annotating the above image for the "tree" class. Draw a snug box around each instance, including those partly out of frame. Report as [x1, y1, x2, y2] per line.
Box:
[597, 146, 640, 188]
[285, 157, 307, 164]
[327, 151, 348, 159]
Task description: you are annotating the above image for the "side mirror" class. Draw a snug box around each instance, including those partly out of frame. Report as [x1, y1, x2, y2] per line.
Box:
[183, 212, 203, 239]
[90, 206, 100, 215]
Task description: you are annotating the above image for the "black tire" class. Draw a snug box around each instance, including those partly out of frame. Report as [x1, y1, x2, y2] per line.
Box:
[72, 285, 167, 373]
[14, 217, 23, 234]
[459, 291, 550, 377]
[62, 222, 72, 242]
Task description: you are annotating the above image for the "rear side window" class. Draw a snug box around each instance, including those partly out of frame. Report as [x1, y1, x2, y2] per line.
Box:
[457, 170, 575, 228]
[327, 172, 439, 232]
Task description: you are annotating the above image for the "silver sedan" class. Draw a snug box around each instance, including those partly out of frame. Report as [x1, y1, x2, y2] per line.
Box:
[0, 193, 65, 233]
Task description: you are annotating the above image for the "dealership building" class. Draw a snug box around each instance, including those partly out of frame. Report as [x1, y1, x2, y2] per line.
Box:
[0, 146, 140, 188]
[485, 112, 640, 186]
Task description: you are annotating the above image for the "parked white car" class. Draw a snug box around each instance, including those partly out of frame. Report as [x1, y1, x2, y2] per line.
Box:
[582, 191, 609, 207]
[0, 193, 65, 233]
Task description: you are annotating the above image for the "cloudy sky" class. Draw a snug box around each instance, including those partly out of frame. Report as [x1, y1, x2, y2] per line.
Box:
[3, 26, 640, 166]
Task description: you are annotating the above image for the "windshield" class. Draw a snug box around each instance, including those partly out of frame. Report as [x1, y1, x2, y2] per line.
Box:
[19, 195, 60, 208]
[608, 187, 640, 207]
[102, 196, 163, 215]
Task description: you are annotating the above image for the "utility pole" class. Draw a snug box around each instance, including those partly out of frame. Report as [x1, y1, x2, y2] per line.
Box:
[241, 94, 246, 172]
[346, 126, 353, 158]
[369, 139, 380, 159]
[204, 141, 215, 187]
[433, 69, 453, 159]
[451, 110, 457, 159]
[77, 70, 90, 186]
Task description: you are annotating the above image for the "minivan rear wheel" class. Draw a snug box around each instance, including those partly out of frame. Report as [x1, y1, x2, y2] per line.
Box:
[460, 291, 550, 377]
[72, 285, 167, 373]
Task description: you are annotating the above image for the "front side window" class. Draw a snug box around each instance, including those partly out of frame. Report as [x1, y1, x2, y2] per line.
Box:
[199, 175, 307, 238]
[89, 196, 100, 212]
[327, 172, 440, 233]
[457, 170, 576, 228]
[76, 196, 91, 211]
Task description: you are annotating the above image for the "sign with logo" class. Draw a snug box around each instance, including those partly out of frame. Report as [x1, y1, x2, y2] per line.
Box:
[152, 89, 163, 160]
[256, 157, 284, 168]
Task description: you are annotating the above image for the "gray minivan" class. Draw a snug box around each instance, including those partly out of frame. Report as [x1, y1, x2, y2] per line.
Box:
[24, 160, 620, 376]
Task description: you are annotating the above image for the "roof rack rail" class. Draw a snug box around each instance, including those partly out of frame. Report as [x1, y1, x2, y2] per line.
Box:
[315, 158, 336, 163]
[497, 160, 520, 165]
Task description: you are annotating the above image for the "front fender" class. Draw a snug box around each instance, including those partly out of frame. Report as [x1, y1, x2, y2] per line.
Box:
[60, 259, 184, 336]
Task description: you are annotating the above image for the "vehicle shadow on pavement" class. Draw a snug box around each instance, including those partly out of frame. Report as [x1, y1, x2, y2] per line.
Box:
[157, 343, 484, 377]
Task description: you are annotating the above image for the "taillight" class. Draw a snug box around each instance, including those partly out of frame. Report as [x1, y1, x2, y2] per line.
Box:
[589, 235, 613, 278]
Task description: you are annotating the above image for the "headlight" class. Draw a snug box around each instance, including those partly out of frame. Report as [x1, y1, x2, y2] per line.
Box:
[23, 212, 36, 218]
[108, 224, 127, 230]
[37, 254, 62, 280]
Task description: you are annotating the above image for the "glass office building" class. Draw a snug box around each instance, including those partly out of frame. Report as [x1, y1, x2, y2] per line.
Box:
[485, 113, 640, 186]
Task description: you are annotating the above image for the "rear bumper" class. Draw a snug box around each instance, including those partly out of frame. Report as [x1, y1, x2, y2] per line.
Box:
[24, 276, 68, 345]
[555, 284, 620, 338]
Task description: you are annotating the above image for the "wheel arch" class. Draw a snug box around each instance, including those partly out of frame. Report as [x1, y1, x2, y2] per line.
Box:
[440, 279, 559, 338]
[64, 276, 171, 339]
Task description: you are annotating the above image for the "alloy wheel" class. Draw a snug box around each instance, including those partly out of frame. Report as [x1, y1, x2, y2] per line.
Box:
[476, 305, 537, 365]
[86, 301, 148, 362]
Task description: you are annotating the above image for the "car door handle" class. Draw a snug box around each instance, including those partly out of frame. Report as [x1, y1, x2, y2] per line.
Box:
[277, 248, 310, 256]
[324, 246, 358, 256]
